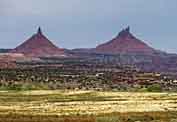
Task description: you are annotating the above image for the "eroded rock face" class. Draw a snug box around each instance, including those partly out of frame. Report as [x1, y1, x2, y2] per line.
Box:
[0, 53, 26, 68]
[95, 27, 156, 54]
[10, 27, 65, 57]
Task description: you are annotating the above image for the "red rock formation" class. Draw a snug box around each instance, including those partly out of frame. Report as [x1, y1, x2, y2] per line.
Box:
[0, 53, 24, 68]
[95, 27, 156, 54]
[10, 27, 65, 57]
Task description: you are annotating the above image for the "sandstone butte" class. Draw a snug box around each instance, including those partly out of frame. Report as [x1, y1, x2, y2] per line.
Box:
[95, 26, 156, 55]
[10, 27, 65, 57]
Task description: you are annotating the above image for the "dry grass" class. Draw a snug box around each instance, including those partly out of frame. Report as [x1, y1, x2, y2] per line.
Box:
[0, 90, 176, 122]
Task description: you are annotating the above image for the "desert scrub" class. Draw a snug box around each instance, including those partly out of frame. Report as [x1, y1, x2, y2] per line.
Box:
[147, 84, 162, 92]
[0, 83, 51, 91]
[96, 116, 120, 122]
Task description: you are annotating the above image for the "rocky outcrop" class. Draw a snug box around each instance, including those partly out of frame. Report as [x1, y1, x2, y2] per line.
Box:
[10, 27, 66, 57]
[95, 27, 156, 55]
[0, 53, 26, 68]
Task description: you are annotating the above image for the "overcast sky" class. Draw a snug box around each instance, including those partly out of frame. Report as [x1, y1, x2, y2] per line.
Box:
[0, 0, 177, 53]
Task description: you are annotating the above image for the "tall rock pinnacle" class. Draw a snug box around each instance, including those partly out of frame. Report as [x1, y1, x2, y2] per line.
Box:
[95, 27, 155, 54]
[10, 27, 65, 57]
[117, 26, 134, 39]
[37, 27, 42, 35]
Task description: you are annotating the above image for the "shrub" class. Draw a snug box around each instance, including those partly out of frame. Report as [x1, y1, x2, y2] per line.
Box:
[147, 84, 162, 92]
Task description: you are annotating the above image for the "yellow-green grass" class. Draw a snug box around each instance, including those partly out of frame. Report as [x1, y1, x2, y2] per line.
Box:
[0, 90, 176, 122]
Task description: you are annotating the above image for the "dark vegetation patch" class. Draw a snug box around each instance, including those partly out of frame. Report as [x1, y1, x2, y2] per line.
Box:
[0, 63, 176, 92]
[0, 112, 176, 122]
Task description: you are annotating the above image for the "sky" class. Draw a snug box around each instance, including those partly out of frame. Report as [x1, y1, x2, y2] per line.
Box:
[0, 0, 177, 53]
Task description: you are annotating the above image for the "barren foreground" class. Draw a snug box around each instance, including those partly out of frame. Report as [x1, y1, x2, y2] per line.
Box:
[0, 90, 176, 122]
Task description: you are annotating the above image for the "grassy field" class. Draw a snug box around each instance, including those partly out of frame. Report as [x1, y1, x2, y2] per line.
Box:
[0, 90, 176, 122]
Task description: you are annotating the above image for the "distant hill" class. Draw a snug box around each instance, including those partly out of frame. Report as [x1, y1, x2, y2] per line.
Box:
[71, 26, 161, 55]
[10, 27, 66, 57]
[69, 27, 177, 72]
[95, 27, 156, 55]
[1, 26, 177, 72]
